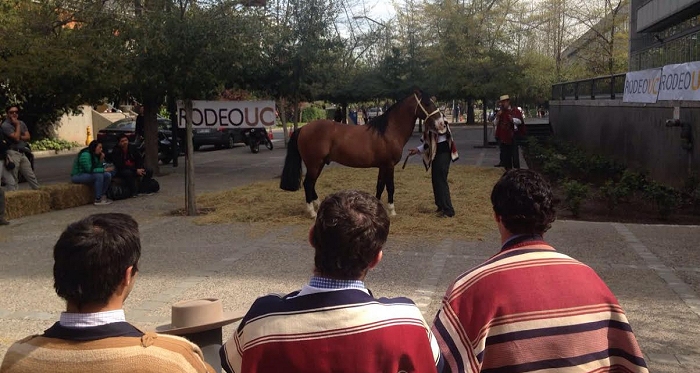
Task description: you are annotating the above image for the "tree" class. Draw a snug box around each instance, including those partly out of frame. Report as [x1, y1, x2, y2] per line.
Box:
[0, 0, 128, 137]
[116, 0, 260, 172]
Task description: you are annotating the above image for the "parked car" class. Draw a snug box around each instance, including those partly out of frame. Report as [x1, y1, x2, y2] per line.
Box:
[96, 117, 180, 164]
[367, 107, 383, 119]
[192, 127, 246, 150]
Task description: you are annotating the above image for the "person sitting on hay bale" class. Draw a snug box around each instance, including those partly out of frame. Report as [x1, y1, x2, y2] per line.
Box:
[221, 190, 443, 373]
[70, 140, 114, 206]
[112, 134, 156, 197]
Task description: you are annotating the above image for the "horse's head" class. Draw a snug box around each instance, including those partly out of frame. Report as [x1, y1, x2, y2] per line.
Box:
[414, 91, 446, 134]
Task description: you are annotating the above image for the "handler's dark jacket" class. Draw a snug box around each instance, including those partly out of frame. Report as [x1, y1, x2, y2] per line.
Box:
[495, 107, 526, 145]
[111, 144, 143, 172]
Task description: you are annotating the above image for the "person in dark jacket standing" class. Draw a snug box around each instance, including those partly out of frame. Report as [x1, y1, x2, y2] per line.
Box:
[494, 95, 526, 170]
[112, 135, 151, 197]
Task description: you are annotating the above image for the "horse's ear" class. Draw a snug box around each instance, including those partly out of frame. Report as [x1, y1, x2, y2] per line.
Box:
[413, 88, 422, 97]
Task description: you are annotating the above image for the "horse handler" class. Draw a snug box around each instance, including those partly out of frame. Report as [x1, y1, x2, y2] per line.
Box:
[408, 117, 459, 218]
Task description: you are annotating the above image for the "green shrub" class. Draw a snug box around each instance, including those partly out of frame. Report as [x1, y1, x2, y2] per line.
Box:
[300, 106, 326, 122]
[30, 138, 81, 151]
[599, 180, 631, 211]
[542, 157, 565, 181]
[619, 170, 647, 192]
[562, 179, 589, 217]
[643, 181, 680, 219]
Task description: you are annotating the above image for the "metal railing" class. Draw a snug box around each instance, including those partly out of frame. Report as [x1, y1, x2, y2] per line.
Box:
[551, 73, 626, 100]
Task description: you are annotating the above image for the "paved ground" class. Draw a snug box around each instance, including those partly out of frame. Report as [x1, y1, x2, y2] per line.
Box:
[1, 125, 699, 372]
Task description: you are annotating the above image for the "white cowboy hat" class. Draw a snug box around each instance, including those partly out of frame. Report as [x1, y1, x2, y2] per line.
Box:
[155, 298, 243, 336]
[499, 95, 510, 102]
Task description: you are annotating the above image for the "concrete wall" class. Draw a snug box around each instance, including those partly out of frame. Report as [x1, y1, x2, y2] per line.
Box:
[55, 105, 93, 145]
[550, 100, 700, 188]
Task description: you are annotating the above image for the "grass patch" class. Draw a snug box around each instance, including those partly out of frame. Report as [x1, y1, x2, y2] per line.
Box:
[196, 165, 502, 240]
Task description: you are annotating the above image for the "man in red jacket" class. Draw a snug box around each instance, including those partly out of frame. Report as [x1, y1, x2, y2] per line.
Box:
[494, 95, 525, 169]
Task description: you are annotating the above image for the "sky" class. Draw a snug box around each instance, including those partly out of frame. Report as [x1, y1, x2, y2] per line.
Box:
[354, 0, 396, 23]
[371, 1, 395, 22]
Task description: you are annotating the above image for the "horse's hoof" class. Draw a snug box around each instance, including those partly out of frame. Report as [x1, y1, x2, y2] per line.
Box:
[388, 203, 397, 217]
[312, 199, 320, 208]
[307, 203, 317, 218]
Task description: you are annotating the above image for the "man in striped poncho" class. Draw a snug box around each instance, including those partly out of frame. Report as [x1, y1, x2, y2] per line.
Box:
[221, 190, 443, 373]
[432, 170, 648, 373]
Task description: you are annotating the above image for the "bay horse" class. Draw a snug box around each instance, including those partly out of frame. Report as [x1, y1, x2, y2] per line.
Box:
[280, 90, 444, 218]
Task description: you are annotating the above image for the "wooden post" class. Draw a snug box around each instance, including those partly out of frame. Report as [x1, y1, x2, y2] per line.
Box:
[482, 100, 488, 147]
[185, 99, 197, 216]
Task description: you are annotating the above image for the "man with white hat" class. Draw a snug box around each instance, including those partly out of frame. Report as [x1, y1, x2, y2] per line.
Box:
[494, 95, 526, 169]
[221, 190, 443, 373]
[1, 213, 214, 373]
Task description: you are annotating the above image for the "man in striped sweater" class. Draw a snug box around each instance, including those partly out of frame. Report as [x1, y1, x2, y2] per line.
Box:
[1, 213, 214, 373]
[432, 170, 648, 373]
[220, 190, 443, 373]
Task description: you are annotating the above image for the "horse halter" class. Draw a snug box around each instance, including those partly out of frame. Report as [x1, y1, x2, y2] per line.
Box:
[414, 94, 441, 121]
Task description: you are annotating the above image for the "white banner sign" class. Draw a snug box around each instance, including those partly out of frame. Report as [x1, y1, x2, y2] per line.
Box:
[623, 68, 661, 103]
[176, 100, 276, 129]
[658, 61, 700, 101]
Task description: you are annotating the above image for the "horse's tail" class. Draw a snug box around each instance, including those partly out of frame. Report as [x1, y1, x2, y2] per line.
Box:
[280, 129, 303, 191]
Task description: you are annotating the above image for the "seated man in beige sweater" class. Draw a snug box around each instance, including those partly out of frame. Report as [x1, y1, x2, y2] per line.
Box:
[0, 213, 214, 373]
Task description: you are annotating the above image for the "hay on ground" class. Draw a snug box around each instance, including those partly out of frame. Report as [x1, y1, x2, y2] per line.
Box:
[44, 183, 94, 210]
[196, 165, 503, 240]
[5, 189, 51, 220]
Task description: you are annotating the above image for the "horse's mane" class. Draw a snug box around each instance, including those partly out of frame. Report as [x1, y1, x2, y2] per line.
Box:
[366, 97, 406, 135]
[366, 91, 432, 135]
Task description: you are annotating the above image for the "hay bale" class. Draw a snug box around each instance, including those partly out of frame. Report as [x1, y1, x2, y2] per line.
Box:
[44, 183, 94, 210]
[5, 190, 51, 220]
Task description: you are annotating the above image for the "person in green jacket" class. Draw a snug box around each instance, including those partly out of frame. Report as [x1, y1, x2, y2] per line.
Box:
[71, 141, 114, 205]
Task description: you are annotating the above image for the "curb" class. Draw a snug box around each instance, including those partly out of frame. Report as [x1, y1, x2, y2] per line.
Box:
[31, 148, 82, 159]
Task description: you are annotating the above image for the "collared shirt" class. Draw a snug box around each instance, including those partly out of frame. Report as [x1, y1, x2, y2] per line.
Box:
[293, 276, 370, 297]
[500, 233, 544, 252]
[59, 309, 126, 328]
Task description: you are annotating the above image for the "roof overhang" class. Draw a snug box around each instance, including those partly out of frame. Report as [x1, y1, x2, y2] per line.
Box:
[637, 0, 700, 32]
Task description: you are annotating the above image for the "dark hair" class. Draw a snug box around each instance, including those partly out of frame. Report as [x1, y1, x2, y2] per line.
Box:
[118, 134, 129, 142]
[87, 140, 101, 154]
[311, 190, 390, 279]
[53, 213, 141, 307]
[5, 105, 18, 114]
[491, 169, 556, 235]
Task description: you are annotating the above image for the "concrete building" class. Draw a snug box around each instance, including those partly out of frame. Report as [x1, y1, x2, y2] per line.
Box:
[550, 0, 700, 187]
[630, 0, 700, 70]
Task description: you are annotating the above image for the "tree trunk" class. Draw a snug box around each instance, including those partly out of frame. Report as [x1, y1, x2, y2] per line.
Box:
[467, 97, 475, 124]
[143, 103, 160, 175]
[279, 97, 289, 147]
[184, 99, 197, 216]
[292, 96, 299, 132]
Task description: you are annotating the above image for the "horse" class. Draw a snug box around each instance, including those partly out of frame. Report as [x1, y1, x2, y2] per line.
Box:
[280, 90, 444, 218]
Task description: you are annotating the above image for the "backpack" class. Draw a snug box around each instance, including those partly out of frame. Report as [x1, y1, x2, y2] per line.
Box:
[139, 178, 160, 194]
[106, 183, 132, 201]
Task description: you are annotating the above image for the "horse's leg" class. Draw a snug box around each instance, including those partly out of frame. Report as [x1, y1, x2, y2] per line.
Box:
[386, 166, 397, 216]
[375, 168, 386, 201]
[303, 163, 323, 218]
[312, 164, 324, 209]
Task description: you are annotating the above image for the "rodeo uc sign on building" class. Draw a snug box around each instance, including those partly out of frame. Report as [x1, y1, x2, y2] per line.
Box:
[176, 100, 276, 129]
[624, 61, 700, 103]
